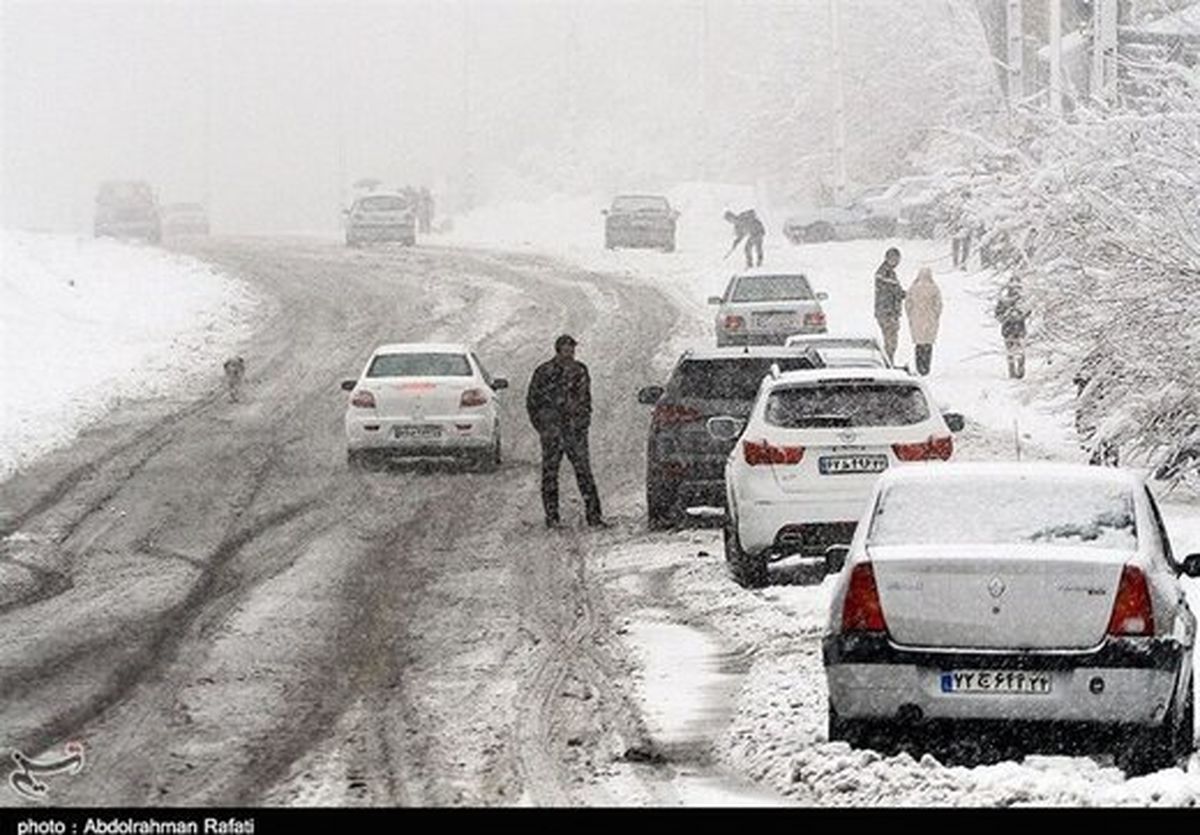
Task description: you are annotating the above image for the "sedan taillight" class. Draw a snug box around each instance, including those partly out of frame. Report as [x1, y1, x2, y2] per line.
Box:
[892, 436, 953, 461]
[841, 562, 888, 634]
[804, 311, 826, 328]
[652, 403, 703, 427]
[743, 439, 804, 466]
[460, 388, 488, 408]
[723, 315, 745, 331]
[351, 390, 376, 409]
[1107, 565, 1155, 637]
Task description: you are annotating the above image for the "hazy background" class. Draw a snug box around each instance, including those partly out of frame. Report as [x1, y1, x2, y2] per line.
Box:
[1, 0, 1000, 234]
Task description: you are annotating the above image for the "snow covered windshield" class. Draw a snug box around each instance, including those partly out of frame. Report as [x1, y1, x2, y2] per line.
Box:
[731, 275, 814, 302]
[358, 196, 408, 212]
[867, 479, 1139, 550]
[612, 196, 669, 213]
[674, 357, 817, 402]
[367, 353, 472, 378]
[765, 383, 928, 428]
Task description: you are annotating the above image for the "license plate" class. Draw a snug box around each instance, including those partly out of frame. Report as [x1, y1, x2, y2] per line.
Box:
[819, 455, 888, 475]
[939, 670, 1053, 696]
[393, 424, 441, 439]
[754, 313, 795, 327]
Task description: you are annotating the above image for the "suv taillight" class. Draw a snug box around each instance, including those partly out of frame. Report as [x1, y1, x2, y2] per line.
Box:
[351, 390, 376, 409]
[841, 563, 888, 634]
[652, 403, 703, 427]
[742, 439, 804, 466]
[892, 436, 953, 461]
[460, 388, 488, 408]
[723, 315, 745, 331]
[1107, 565, 1155, 637]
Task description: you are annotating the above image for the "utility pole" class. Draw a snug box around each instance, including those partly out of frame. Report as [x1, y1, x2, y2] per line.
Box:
[1006, 0, 1025, 105]
[1048, 0, 1063, 116]
[829, 0, 847, 204]
[1091, 0, 1118, 103]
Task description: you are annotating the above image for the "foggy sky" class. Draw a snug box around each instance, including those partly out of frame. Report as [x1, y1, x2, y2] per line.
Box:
[1, 1, 998, 235]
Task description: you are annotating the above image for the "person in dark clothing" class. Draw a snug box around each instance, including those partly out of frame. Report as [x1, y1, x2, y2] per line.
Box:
[526, 334, 606, 529]
[724, 209, 765, 268]
[873, 248, 905, 366]
[993, 276, 1029, 379]
[417, 187, 434, 234]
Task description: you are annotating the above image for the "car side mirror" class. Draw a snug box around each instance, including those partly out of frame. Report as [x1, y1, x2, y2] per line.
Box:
[637, 385, 664, 405]
[707, 296, 723, 305]
[706, 416, 745, 442]
[491, 377, 509, 391]
[825, 544, 850, 574]
[943, 412, 965, 433]
[340, 379, 356, 392]
[816, 291, 829, 301]
[1181, 553, 1200, 578]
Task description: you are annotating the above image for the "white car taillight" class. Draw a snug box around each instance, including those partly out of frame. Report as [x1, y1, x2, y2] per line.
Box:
[351, 390, 376, 409]
[1107, 565, 1155, 636]
[742, 439, 804, 466]
[841, 562, 889, 634]
[892, 436, 953, 461]
[460, 388, 488, 408]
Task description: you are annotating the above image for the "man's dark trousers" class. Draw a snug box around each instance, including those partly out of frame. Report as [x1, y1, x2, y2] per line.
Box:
[745, 235, 763, 268]
[540, 425, 602, 524]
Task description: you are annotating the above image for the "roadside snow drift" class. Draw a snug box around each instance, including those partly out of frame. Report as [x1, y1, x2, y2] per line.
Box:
[0, 231, 258, 480]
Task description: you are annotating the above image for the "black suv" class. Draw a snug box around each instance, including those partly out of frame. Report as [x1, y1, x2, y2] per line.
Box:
[603, 194, 678, 252]
[637, 346, 822, 529]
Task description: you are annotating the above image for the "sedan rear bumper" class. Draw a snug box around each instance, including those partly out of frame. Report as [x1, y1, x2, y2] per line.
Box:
[824, 634, 1185, 725]
[346, 415, 494, 453]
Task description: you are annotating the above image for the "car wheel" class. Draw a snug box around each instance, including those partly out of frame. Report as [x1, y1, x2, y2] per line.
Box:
[1116, 708, 1181, 776]
[478, 426, 502, 473]
[646, 476, 679, 530]
[1175, 675, 1195, 759]
[347, 450, 368, 471]
[806, 222, 835, 243]
[725, 518, 768, 588]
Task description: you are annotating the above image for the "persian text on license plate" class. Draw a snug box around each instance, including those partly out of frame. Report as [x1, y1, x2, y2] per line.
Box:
[393, 424, 441, 438]
[818, 455, 888, 475]
[939, 670, 1053, 696]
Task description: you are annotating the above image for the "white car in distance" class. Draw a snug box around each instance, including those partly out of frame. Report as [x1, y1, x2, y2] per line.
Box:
[824, 463, 1199, 776]
[342, 343, 506, 471]
[784, 332, 892, 369]
[716, 367, 962, 587]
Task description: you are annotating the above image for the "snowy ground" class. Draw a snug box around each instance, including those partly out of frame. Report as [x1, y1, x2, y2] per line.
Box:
[0, 231, 260, 480]
[449, 189, 1200, 806]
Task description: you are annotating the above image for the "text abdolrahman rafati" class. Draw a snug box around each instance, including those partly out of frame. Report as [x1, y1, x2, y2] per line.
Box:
[70, 819, 254, 835]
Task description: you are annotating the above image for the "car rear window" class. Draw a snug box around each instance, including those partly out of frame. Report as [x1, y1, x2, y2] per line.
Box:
[868, 479, 1138, 550]
[731, 275, 814, 302]
[764, 382, 929, 428]
[673, 357, 816, 401]
[359, 196, 408, 211]
[612, 196, 669, 212]
[367, 352, 472, 377]
[814, 347, 888, 368]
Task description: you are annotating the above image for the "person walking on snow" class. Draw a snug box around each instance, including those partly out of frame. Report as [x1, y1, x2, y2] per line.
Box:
[526, 334, 607, 529]
[724, 209, 765, 268]
[993, 276, 1029, 379]
[874, 247, 905, 366]
[904, 267, 943, 376]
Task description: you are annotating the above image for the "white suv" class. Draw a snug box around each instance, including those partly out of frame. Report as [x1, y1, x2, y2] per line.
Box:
[718, 367, 962, 587]
[342, 342, 507, 470]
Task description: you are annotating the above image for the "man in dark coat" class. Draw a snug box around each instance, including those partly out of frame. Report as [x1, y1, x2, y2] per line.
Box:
[994, 276, 1029, 379]
[526, 334, 606, 528]
[873, 247, 905, 366]
[724, 209, 765, 268]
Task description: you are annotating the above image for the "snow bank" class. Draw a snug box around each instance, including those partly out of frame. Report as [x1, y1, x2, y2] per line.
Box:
[0, 232, 259, 480]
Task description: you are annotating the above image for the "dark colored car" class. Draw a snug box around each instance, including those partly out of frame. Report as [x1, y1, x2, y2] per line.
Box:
[603, 194, 678, 252]
[94, 180, 161, 243]
[637, 346, 822, 529]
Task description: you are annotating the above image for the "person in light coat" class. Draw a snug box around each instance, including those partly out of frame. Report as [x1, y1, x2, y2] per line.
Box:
[904, 267, 943, 376]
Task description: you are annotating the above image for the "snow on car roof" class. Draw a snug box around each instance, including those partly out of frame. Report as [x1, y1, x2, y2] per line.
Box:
[682, 345, 820, 361]
[785, 332, 878, 344]
[768, 367, 914, 386]
[373, 342, 470, 355]
[876, 461, 1144, 489]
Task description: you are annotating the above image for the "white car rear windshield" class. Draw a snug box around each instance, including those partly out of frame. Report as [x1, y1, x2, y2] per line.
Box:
[765, 383, 928, 428]
[868, 480, 1138, 550]
[367, 353, 471, 378]
[731, 275, 814, 302]
[358, 196, 408, 211]
[612, 196, 669, 212]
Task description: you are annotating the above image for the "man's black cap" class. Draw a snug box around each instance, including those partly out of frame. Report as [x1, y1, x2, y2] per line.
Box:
[555, 334, 578, 351]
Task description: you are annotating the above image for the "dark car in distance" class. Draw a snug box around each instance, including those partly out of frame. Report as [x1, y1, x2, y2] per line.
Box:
[637, 346, 822, 529]
[604, 194, 678, 252]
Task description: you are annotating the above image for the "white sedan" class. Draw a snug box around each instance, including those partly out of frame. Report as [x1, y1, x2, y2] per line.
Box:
[342, 342, 506, 470]
[824, 463, 1200, 776]
[718, 367, 962, 587]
